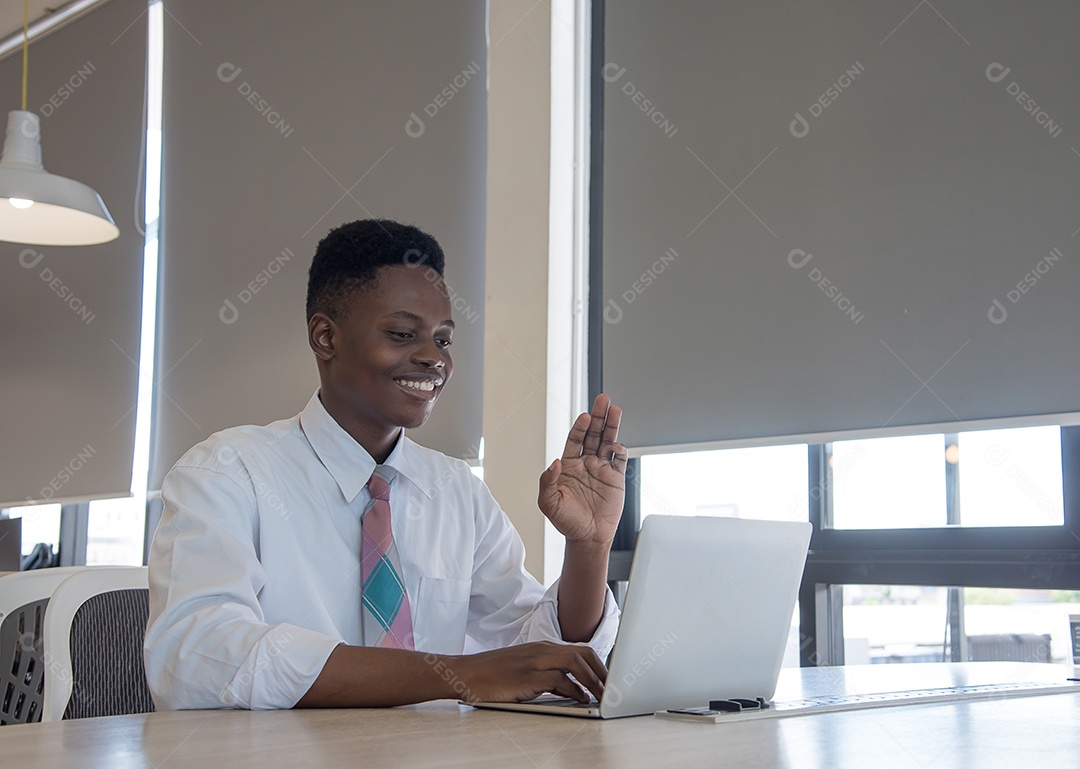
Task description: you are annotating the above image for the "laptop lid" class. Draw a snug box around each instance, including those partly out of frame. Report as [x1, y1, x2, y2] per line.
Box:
[598, 515, 811, 718]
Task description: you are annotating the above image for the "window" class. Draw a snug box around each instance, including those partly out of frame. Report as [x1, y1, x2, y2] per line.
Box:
[616, 424, 1080, 667]
[640, 444, 808, 523]
[843, 585, 1078, 665]
[2, 504, 61, 556]
[86, 497, 145, 566]
[830, 434, 946, 529]
[831, 426, 1063, 530]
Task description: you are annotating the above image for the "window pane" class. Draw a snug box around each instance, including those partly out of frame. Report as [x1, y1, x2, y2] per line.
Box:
[843, 585, 1077, 664]
[86, 497, 144, 566]
[831, 434, 946, 529]
[831, 427, 1064, 529]
[639, 444, 809, 522]
[3, 503, 61, 556]
[957, 426, 1063, 526]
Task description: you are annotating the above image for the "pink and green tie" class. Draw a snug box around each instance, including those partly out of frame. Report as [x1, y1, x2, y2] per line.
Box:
[360, 465, 415, 650]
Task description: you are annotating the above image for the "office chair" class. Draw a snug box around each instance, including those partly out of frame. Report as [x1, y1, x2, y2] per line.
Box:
[41, 566, 156, 721]
[0, 567, 88, 725]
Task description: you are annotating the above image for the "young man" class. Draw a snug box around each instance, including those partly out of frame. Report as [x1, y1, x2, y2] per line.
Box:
[144, 219, 628, 709]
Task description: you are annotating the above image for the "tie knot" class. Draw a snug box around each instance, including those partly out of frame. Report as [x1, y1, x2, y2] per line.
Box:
[367, 465, 395, 501]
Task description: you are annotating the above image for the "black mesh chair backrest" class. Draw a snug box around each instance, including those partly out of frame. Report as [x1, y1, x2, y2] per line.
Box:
[63, 588, 155, 719]
[0, 597, 47, 724]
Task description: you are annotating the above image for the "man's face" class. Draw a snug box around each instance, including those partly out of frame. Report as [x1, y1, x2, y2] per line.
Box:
[319, 264, 454, 446]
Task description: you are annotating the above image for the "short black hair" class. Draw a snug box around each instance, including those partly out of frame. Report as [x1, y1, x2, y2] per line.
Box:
[306, 219, 446, 320]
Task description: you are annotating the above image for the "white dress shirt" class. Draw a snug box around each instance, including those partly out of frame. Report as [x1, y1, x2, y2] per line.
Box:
[144, 391, 620, 710]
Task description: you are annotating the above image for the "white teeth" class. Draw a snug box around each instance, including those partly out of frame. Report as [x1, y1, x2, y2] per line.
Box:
[396, 379, 437, 392]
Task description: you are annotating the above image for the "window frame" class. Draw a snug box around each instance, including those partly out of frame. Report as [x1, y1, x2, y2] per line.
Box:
[606, 432, 1080, 665]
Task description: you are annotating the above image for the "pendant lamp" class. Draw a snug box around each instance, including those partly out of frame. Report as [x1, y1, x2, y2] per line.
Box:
[0, 1, 118, 246]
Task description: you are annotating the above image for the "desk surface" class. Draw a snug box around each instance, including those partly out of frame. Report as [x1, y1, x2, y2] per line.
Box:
[2, 663, 1078, 769]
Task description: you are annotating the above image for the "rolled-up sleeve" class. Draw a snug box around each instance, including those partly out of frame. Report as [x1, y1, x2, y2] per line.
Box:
[144, 457, 341, 710]
[513, 578, 620, 658]
[463, 476, 620, 660]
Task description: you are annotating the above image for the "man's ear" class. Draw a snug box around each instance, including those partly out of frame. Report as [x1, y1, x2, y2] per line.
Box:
[308, 313, 336, 361]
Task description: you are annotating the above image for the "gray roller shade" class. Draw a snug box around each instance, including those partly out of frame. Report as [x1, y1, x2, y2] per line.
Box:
[602, 0, 1080, 453]
[0, 0, 146, 506]
[150, 0, 486, 488]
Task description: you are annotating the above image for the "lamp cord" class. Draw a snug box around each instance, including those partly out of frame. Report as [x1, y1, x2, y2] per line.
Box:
[21, 0, 28, 110]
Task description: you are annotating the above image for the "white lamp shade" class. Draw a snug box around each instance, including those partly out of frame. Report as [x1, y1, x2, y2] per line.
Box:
[0, 110, 119, 246]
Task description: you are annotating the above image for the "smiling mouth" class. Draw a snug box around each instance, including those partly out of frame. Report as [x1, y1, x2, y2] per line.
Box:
[394, 378, 442, 398]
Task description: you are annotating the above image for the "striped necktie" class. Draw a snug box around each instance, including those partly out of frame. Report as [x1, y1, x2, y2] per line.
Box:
[360, 465, 415, 649]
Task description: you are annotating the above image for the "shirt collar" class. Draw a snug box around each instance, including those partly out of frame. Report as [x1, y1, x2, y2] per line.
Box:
[298, 391, 436, 503]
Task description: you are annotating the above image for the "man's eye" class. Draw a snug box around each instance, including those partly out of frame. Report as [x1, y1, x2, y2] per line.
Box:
[436, 338, 453, 349]
[390, 331, 414, 340]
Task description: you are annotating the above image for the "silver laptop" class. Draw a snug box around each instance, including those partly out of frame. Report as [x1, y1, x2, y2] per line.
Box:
[470, 514, 812, 718]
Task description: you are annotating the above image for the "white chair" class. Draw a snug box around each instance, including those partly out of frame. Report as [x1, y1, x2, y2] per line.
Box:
[41, 566, 155, 721]
[0, 567, 88, 725]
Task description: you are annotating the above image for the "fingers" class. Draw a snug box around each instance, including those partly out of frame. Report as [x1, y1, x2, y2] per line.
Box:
[580, 394, 611, 456]
[598, 403, 622, 461]
[469, 642, 609, 704]
[565, 394, 623, 461]
[611, 441, 629, 475]
[561, 412, 590, 460]
[543, 647, 606, 703]
[537, 459, 561, 515]
[547, 674, 590, 703]
[570, 645, 608, 693]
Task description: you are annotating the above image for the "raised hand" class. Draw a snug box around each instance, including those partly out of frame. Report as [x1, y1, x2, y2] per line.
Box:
[538, 393, 628, 546]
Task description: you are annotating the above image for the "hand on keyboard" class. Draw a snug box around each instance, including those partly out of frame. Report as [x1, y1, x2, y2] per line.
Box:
[447, 642, 607, 704]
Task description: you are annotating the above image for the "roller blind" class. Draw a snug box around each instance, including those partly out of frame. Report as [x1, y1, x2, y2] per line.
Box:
[0, 0, 146, 506]
[150, 0, 486, 488]
[601, 0, 1080, 453]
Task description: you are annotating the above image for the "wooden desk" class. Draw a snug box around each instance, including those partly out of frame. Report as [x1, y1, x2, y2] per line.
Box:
[1, 663, 1077, 768]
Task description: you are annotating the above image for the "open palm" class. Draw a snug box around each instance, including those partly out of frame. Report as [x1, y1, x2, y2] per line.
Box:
[538, 394, 628, 545]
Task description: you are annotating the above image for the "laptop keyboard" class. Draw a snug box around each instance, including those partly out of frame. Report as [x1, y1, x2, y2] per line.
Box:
[773, 680, 1080, 715]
